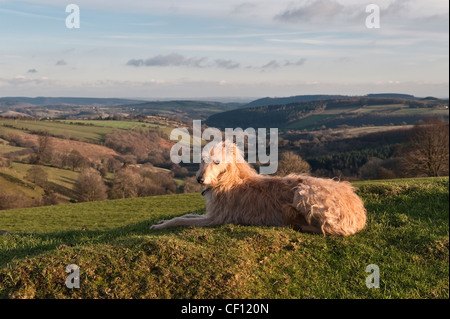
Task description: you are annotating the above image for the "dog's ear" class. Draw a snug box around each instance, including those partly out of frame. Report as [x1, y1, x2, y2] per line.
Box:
[222, 139, 234, 149]
[220, 139, 233, 162]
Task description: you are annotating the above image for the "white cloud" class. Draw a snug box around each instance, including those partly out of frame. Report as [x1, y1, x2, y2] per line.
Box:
[126, 53, 241, 69]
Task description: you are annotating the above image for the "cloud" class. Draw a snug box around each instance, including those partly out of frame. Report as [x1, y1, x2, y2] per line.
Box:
[231, 2, 257, 15]
[126, 53, 206, 67]
[214, 59, 240, 69]
[126, 59, 145, 67]
[27, 69, 37, 73]
[383, 0, 413, 16]
[284, 58, 307, 66]
[262, 60, 281, 69]
[0, 75, 53, 87]
[274, 0, 346, 23]
[262, 58, 307, 69]
[126, 53, 241, 69]
[56, 60, 67, 66]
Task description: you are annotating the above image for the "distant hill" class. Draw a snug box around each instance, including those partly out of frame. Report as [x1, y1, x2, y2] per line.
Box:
[0, 110, 32, 118]
[205, 96, 449, 130]
[366, 93, 417, 99]
[119, 100, 245, 120]
[243, 93, 424, 109]
[0, 100, 35, 109]
[243, 94, 348, 108]
[0, 97, 146, 107]
[0, 97, 245, 120]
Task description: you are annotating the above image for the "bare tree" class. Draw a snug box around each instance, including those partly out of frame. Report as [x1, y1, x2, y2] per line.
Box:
[65, 149, 89, 171]
[359, 157, 396, 180]
[110, 167, 177, 199]
[402, 117, 449, 177]
[0, 152, 12, 168]
[25, 166, 48, 188]
[73, 168, 108, 202]
[106, 157, 123, 173]
[110, 168, 141, 199]
[0, 188, 28, 210]
[183, 176, 203, 193]
[33, 132, 53, 164]
[276, 151, 311, 176]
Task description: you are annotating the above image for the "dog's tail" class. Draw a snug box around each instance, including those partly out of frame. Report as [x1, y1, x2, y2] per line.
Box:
[293, 177, 366, 236]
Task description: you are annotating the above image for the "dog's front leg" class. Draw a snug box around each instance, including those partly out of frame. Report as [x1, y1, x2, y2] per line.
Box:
[150, 214, 216, 230]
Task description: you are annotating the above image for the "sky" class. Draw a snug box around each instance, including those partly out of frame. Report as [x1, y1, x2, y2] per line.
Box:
[0, 0, 448, 100]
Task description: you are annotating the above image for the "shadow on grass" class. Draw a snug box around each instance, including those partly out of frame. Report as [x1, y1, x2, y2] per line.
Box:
[1, 184, 448, 268]
[0, 210, 204, 267]
[1, 209, 282, 268]
[0, 171, 34, 189]
[46, 181, 77, 199]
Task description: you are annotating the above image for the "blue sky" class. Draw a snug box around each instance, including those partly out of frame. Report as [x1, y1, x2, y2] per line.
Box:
[0, 0, 448, 99]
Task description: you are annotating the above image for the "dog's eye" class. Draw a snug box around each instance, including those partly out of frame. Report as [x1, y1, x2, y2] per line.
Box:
[214, 160, 220, 165]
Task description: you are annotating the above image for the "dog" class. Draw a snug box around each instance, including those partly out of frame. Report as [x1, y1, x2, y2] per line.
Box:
[150, 141, 366, 236]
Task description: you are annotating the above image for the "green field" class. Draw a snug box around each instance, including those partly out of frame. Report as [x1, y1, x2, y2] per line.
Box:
[0, 177, 448, 299]
[285, 114, 333, 130]
[56, 120, 160, 130]
[0, 119, 114, 143]
[0, 138, 24, 154]
[0, 162, 80, 201]
[351, 104, 408, 114]
[0, 119, 175, 144]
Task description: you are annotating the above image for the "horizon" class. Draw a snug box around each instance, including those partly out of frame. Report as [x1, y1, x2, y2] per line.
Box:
[1, 93, 449, 103]
[0, 0, 448, 98]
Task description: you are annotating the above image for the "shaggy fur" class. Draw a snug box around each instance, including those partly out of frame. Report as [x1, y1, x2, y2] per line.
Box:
[150, 141, 367, 236]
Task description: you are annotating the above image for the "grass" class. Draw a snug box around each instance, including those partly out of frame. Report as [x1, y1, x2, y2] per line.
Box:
[0, 163, 80, 201]
[352, 104, 408, 114]
[0, 177, 448, 299]
[307, 125, 414, 139]
[0, 138, 24, 154]
[0, 119, 114, 143]
[1, 119, 175, 146]
[285, 114, 333, 130]
[56, 120, 161, 130]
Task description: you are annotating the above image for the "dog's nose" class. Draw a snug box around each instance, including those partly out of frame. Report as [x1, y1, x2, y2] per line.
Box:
[197, 177, 204, 184]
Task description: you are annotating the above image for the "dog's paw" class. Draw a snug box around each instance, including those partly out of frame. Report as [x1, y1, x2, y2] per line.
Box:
[150, 220, 167, 230]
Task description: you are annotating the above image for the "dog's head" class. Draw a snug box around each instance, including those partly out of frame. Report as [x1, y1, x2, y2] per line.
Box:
[195, 140, 246, 187]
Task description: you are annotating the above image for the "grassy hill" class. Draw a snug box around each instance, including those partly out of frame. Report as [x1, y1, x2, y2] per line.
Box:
[123, 100, 244, 121]
[244, 94, 420, 109]
[0, 97, 146, 107]
[0, 162, 80, 203]
[205, 97, 449, 131]
[0, 177, 448, 299]
[0, 118, 115, 143]
[0, 118, 180, 206]
[0, 98, 244, 120]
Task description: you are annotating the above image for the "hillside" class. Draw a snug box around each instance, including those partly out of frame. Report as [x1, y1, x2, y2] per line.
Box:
[0, 97, 244, 120]
[0, 177, 448, 299]
[243, 94, 347, 108]
[121, 100, 244, 121]
[0, 162, 80, 204]
[0, 97, 146, 107]
[0, 118, 184, 208]
[205, 97, 449, 130]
